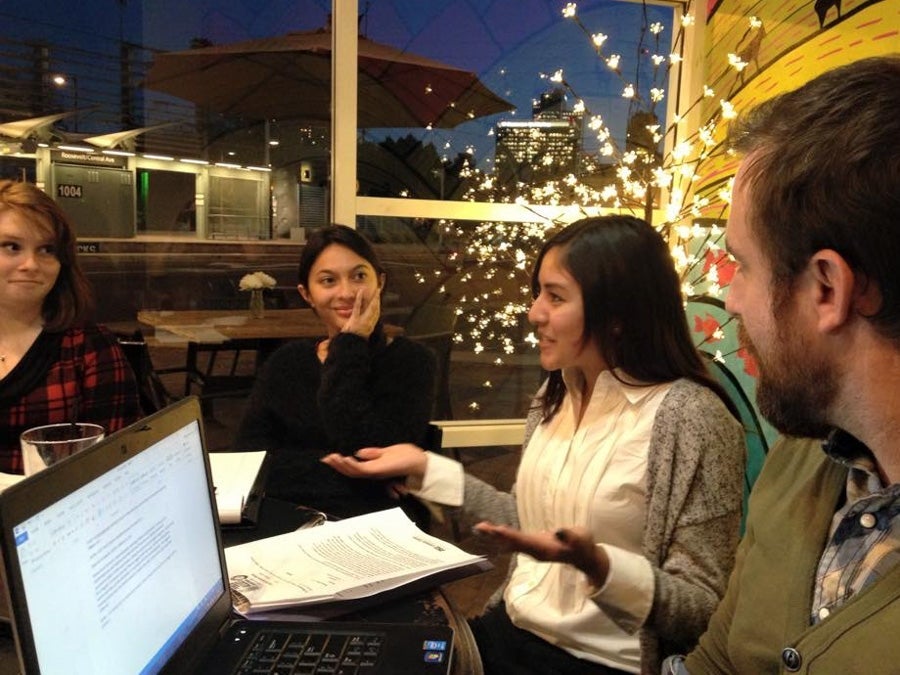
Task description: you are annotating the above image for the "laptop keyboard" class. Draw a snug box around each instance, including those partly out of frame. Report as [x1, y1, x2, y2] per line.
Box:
[235, 628, 385, 674]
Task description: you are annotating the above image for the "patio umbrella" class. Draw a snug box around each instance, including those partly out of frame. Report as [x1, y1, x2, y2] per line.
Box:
[143, 29, 514, 129]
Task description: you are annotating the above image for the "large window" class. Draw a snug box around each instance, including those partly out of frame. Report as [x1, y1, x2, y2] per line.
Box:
[0, 0, 692, 422]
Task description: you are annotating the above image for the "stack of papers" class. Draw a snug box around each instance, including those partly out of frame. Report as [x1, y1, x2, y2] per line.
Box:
[224, 507, 490, 617]
[209, 451, 267, 525]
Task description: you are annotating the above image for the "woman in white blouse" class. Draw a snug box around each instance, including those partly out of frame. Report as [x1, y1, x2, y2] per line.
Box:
[323, 215, 746, 675]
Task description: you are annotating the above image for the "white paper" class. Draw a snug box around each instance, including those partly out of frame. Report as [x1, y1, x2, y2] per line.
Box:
[216, 492, 245, 524]
[224, 507, 486, 613]
[209, 451, 267, 524]
[0, 472, 25, 492]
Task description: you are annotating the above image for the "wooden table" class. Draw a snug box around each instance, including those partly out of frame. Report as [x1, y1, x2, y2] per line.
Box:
[137, 309, 325, 398]
[138, 308, 403, 343]
[137, 309, 403, 398]
[138, 308, 336, 344]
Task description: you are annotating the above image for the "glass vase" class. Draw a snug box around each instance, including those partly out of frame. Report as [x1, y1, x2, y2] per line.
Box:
[249, 289, 265, 319]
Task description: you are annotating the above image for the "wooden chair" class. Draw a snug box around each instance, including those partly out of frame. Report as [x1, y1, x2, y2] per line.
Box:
[187, 277, 264, 414]
[426, 419, 527, 541]
[184, 340, 258, 417]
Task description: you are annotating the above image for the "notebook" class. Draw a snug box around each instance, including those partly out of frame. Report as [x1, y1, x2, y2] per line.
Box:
[0, 397, 454, 674]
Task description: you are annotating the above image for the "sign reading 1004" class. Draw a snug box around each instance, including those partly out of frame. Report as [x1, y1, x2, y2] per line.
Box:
[57, 184, 83, 198]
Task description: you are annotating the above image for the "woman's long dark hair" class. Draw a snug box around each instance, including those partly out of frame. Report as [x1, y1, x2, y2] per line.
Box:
[533, 215, 738, 421]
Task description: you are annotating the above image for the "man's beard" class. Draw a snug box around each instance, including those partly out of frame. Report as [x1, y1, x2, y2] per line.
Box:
[739, 322, 836, 439]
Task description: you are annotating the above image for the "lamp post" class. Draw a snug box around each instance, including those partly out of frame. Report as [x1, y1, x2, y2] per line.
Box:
[51, 74, 78, 131]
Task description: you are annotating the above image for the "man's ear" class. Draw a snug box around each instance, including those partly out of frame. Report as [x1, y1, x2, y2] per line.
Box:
[298, 283, 312, 307]
[809, 249, 856, 333]
[378, 272, 386, 292]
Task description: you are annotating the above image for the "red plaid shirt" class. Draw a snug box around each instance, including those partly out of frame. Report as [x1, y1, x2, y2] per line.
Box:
[0, 325, 142, 473]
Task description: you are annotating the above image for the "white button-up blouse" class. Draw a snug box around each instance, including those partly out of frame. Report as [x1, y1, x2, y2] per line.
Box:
[418, 368, 672, 672]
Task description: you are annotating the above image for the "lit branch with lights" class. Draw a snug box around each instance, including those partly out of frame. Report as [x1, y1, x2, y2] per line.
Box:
[419, 3, 764, 413]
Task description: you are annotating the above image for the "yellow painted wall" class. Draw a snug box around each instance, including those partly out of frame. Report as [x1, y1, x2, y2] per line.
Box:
[696, 0, 899, 201]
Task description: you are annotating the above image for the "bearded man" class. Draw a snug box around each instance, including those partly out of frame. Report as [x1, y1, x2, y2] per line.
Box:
[667, 55, 900, 674]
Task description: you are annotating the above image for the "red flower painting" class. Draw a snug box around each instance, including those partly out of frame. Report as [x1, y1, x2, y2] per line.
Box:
[693, 313, 723, 343]
[703, 249, 737, 287]
[737, 346, 758, 377]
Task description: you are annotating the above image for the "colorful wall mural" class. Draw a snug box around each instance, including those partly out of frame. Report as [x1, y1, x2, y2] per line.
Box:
[685, 0, 898, 492]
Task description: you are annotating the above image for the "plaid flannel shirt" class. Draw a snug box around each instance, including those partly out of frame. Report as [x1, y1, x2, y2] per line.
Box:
[811, 430, 900, 624]
[0, 325, 142, 473]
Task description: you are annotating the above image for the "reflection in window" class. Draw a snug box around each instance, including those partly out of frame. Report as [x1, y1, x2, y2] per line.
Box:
[137, 169, 196, 234]
[354, 0, 674, 205]
[208, 174, 269, 240]
[0, 158, 36, 184]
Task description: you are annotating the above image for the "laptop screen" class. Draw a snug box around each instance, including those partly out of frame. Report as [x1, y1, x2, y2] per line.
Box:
[10, 415, 225, 674]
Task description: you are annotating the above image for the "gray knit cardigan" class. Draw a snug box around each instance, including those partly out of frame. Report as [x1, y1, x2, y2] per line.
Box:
[454, 378, 746, 674]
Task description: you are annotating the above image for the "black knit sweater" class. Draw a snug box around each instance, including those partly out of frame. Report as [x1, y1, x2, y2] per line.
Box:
[235, 331, 436, 522]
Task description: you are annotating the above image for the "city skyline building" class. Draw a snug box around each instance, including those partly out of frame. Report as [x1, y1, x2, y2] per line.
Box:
[494, 87, 584, 184]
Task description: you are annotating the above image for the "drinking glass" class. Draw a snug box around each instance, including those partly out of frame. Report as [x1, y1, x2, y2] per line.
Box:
[20, 423, 105, 476]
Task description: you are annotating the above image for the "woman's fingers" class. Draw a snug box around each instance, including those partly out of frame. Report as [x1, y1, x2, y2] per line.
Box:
[359, 290, 380, 334]
[320, 444, 427, 480]
[354, 447, 385, 460]
[472, 522, 560, 557]
[472, 523, 595, 564]
[342, 289, 380, 337]
[320, 453, 369, 476]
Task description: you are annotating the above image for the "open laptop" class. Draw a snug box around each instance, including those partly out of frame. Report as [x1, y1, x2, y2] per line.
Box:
[0, 397, 453, 674]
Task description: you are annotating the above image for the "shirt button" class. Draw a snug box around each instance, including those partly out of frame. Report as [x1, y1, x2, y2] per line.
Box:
[860, 512, 876, 528]
[781, 647, 802, 671]
[818, 606, 830, 620]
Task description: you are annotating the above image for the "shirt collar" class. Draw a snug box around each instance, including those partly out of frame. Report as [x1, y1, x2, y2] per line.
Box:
[822, 428, 875, 468]
[823, 427, 885, 491]
[561, 367, 667, 406]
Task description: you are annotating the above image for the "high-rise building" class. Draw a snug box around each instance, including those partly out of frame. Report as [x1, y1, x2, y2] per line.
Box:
[494, 88, 583, 183]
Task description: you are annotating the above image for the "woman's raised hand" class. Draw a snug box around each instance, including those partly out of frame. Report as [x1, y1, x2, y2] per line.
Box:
[321, 443, 427, 481]
[341, 288, 381, 338]
[472, 522, 610, 588]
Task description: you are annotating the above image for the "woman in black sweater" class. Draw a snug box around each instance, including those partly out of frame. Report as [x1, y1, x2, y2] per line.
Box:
[236, 225, 436, 524]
